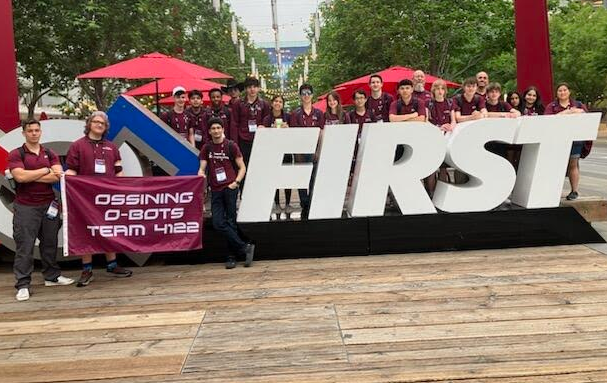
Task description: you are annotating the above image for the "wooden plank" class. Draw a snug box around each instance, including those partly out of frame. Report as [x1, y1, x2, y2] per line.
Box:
[342, 315, 607, 345]
[0, 310, 204, 335]
[561, 197, 607, 222]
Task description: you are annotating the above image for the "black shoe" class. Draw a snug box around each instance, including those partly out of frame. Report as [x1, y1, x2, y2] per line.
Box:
[244, 243, 255, 267]
[566, 191, 579, 201]
[76, 270, 94, 287]
[225, 257, 237, 269]
[107, 265, 133, 278]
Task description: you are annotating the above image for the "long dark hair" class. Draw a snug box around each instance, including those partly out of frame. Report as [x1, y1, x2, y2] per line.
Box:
[270, 95, 286, 118]
[521, 86, 545, 114]
[325, 91, 344, 123]
[506, 91, 523, 113]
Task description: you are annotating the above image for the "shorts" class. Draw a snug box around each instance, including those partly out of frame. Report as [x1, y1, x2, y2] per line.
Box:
[570, 141, 583, 158]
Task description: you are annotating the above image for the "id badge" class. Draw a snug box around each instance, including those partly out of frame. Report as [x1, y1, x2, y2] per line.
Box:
[194, 132, 203, 142]
[215, 167, 227, 183]
[94, 159, 106, 174]
[248, 120, 257, 133]
[46, 200, 59, 219]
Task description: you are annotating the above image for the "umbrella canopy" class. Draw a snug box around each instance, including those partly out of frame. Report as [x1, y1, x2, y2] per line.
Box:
[336, 66, 459, 90]
[125, 78, 224, 97]
[159, 94, 230, 106]
[77, 52, 232, 80]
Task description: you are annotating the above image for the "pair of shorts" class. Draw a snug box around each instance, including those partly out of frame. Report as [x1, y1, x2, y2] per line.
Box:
[570, 141, 583, 158]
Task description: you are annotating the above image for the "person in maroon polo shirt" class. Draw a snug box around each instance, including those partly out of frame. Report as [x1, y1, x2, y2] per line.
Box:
[203, 88, 236, 145]
[8, 119, 74, 301]
[545, 82, 588, 201]
[412, 70, 432, 107]
[485, 83, 521, 118]
[290, 84, 325, 220]
[507, 91, 523, 114]
[453, 77, 488, 122]
[521, 86, 545, 116]
[65, 111, 133, 287]
[221, 79, 244, 117]
[186, 89, 206, 150]
[198, 117, 254, 269]
[366, 74, 393, 122]
[389, 79, 427, 123]
[262, 95, 294, 219]
[427, 79, 457, 189]
[325, 91, 351, 125]
[161, 86, 194, 146]
[476, 71, 489, 99]
[349, 89, 377, 131]
[234, 77, 270, 168]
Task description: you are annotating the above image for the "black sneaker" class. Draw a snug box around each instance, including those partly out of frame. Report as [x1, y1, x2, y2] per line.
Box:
[566, 191, 579, 201]
[107, 265, 133, 278]
[225, 257, 237, 269]
[244, 243, 255, 267]
[76, 270, 94, 287]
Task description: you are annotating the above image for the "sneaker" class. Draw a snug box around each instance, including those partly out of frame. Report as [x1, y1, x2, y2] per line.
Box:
[45, 275, 75, 286]
[107, 265, 133, 278]
[244, 243, 255, 267]
[16, 288, 30, 301]
[76, 270, 94, 287]
[566, 191, 579, 201]
[225, 257, 237, 269]
[272, 203, 282, 215]
[284, 204, 296, 214]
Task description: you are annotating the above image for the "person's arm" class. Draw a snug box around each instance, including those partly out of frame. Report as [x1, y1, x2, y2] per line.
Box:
[114, 160, 124, 177]
[65, 169, 77, 176]
[188, 128, 195, 146]
[197, 159, 208, 176]
[11, 167, 52, 183]
[389, 112, 419, 122]
[228, 156, 246, 190]
[36, 164, 62, 183]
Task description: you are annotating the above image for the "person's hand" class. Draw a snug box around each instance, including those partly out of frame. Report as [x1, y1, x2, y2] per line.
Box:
[471, 111, 482, 120]
[228, 181, 238, 190]
[282, 122, 289, 128]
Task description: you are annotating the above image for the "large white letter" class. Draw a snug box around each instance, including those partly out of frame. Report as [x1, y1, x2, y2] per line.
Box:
[348, 122, 446, 217]
[238, 128, 320, 222]
[511, 113, 600, 208]
[433, 119, 517, 212]
[309, 124, 359, 219]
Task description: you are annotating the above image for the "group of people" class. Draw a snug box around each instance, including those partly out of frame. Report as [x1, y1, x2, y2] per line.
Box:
[6, 69, 589, 301]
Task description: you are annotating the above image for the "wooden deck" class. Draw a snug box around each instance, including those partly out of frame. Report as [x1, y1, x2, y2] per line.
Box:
[2, 245, 607, 382]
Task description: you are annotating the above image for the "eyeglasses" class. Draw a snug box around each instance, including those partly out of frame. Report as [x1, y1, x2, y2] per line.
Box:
[91, 120, 107, 126]
[300, 90, 313, 96]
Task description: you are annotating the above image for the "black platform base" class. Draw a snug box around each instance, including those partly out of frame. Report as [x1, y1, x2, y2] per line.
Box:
[206, 207, 604, 261]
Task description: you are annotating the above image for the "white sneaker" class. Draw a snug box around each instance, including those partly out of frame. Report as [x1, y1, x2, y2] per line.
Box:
[16, 288, 30, 301]
[272, 204, 282, 215]
[44, 275, 75, 286]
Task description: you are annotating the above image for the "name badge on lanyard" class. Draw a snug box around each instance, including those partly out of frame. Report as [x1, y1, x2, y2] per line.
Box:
[95, 158, 106, 174]
[215, 166, 227, 183]
[194, 131, 203, 142]
[46, 200, 59, 219]
[248, 119, 257, 133]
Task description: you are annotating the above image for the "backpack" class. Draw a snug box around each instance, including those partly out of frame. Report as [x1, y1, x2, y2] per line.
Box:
[396, 97, 420, 115]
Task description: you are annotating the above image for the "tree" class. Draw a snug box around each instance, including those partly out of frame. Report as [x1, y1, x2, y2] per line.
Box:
[550, 2, 607, 106]
[307, 0, 516, 95]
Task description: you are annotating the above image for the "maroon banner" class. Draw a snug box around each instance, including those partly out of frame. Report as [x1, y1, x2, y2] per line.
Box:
[0, 0, 20, 133]
[61, 175, 204, 256]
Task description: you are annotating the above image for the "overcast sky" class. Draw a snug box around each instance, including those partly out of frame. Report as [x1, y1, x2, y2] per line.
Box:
[227, 0, 320, 45]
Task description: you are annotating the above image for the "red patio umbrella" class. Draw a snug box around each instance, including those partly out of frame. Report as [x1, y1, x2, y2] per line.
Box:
[125, 78, 224, 97]
[77, 52, 232, 114]
[334, 66, 459, 106]
[158, 94, 230, 106]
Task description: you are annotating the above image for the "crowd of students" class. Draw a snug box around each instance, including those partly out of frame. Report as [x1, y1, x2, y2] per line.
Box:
[6, 69, 590, 300]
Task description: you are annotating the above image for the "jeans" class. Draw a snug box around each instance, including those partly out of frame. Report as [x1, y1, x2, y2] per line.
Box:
[13, 202, 61, 289]
[211, 187, 246, 257]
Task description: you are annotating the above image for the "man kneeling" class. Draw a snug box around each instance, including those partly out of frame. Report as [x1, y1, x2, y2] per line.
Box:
[198, 117, 254, 268]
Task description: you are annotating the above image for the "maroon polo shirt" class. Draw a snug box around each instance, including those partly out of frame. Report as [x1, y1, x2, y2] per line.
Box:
[203, 105, 235, 144]
[453, 94, 486, 116]
[161, 109, 190, 140]
[235, 97, 270, 143]
[412, 90, 432, 107]
[544, 99, 588, 115]
[8, 144, 59, 206]
[199, 139, 243, 192]
[486, 100, 514, 113]
[348, 109, 377, 133]
[324, 112, 351, 125]
[366, 92, 394, 122]
[475, 91, 487, 100]
[262, 112, 291, 127]
[186, 106, 207, 148]
[66, 136, 121, 177]
[428, 100, 454, 127]
[388, 97, 427, 117]
[290, 106, 325, 129]
[523, 106, 543, 116]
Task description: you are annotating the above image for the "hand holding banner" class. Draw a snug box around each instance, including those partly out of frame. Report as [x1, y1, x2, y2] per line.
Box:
[61, 175, 204, 256]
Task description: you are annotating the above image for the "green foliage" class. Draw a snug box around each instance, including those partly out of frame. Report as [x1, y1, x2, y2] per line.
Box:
[305, 0, 515, 96]
[550, 2, 607, 106]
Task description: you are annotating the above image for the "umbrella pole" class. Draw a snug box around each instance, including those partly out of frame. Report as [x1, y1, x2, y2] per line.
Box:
[155, 79, 160, 116]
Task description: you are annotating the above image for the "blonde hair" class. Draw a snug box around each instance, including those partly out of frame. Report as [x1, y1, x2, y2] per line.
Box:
[430, 79, 447, 99]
